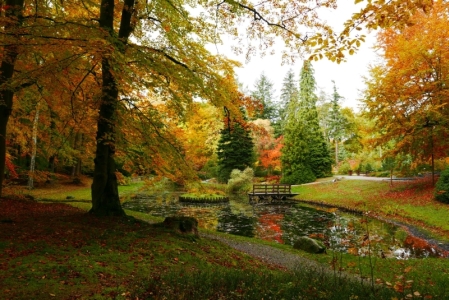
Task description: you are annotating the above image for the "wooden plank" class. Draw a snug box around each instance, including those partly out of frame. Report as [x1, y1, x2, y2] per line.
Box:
[251, 184, 292, 195]
[248, 184, 298, 202]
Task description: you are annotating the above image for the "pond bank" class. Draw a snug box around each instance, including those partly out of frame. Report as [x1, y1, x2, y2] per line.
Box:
[296, 198, 449, 255]
[293, 177, 449, 257]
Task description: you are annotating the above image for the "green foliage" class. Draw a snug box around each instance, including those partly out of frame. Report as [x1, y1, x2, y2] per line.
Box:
[278, 69, 298, 135]
[281, 61, 331, 184]
[227, 167, 254, 194]
[251, 72, 277, 122]
[337, 161, 352, 175]
[327, 81, 347, 142]
[216, 122, 255, 183]
[435, 167, 449, 204]
[281, 164, 316, 184]
[199, 158, 219, 180]
[365, 163, 374, 173]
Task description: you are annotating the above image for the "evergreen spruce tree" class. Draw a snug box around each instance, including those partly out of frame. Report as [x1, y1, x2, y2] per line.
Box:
[328, 81, 347, 167]
[251, 72, 278, 124]
[281, 61, 332, 184]
[279, 69, 298, 134]
[216, 118, 255, 183]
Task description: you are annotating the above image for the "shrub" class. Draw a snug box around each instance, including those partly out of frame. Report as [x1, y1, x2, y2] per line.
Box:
[435, 167, 449, 204]
[280, 165, 315, 184]
[365, 163, 374, 173]
[337, 161, 351, 175]
[227, 167, 254, 194]
[265, 175, 281, 184]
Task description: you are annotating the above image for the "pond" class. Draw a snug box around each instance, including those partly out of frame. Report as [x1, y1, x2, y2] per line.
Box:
[123, 193, 448, 259]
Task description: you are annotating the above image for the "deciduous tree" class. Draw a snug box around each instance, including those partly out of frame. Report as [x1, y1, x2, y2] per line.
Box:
[362, 0, 449, 183]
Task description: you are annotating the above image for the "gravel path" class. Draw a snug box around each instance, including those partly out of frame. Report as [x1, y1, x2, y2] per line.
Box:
[200, 232, 323, 271]
[199, 232, 370, 286]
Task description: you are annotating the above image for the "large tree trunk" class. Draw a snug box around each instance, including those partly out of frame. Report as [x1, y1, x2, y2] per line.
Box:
[0, 0, 24, 197]
[89, 0, 135, 216]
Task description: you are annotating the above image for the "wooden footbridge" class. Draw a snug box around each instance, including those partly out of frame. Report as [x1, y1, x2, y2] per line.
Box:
[248, 184, 298, 203]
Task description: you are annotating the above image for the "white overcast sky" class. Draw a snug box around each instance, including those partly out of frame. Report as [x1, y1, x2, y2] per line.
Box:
[211, 1, 381, 111]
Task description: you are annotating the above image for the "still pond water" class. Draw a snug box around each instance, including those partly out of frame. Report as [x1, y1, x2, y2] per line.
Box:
[123, 193, 448, 259]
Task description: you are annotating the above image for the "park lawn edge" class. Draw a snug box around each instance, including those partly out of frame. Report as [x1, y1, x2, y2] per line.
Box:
[291, 178, 449, 244]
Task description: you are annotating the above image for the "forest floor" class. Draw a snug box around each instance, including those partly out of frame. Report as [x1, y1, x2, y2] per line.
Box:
[1, 176, 449, 299]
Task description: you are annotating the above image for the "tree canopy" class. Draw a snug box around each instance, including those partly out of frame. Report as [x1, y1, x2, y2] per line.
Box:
[362, 0, 449, 178]
[0, 0, 436, 215]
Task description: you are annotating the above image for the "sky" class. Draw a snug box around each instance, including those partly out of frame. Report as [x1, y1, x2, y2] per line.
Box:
[211, 1, 381, 111]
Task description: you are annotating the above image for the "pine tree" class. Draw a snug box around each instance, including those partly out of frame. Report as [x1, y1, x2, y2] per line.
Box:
[279, 69, 298, 134]
[281, 61, 331, 184]
[328, 81, 346, 167]
[251, 72, 277, 121]
[216, 117, 255, 183]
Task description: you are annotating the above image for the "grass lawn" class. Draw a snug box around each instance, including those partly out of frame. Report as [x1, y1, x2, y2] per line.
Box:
[292, 177, 449, 242]
[1, 176, 449, 299]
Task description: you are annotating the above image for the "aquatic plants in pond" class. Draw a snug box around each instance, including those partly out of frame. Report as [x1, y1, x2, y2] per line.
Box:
[179, 194, 229, 203]
[180, 182, 228, 203]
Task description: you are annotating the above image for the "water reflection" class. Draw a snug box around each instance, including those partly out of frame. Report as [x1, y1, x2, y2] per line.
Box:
[123, 194, 447, 259]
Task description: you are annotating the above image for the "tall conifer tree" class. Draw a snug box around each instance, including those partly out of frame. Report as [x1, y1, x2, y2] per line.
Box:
[279, 69, 298, 134]
[281, 61, 331, 184]
[328, 81, 346, 167]
[251, 73, 277, 121]
[216, 111, 255, 183]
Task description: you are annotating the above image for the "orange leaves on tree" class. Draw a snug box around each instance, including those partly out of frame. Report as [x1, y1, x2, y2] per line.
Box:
[5, 153, 18, 179]
[363, 0, 449, 167]
[260, 136, 283, 171]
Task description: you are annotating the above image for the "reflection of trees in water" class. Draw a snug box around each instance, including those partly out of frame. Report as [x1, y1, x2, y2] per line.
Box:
[123, 195, 444, 258]
[177, 205, 222, 230]
[256, 213, 284, 243]
[281, 205, 336, 246]
[217, 206, 256, 237]
[122, 194, 179, 216]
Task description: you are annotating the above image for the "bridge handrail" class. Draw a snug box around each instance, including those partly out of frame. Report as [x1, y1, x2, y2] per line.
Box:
[250, 184, 292, 195]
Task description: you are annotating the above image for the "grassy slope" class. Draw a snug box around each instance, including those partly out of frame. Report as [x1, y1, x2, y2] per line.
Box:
[292, 177, 449, 242]
[1, 177, 449, 299]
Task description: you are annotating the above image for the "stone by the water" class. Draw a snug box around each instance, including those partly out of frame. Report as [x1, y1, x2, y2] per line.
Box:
[163, 216, 199, 236]
[293, 236, 326, 254]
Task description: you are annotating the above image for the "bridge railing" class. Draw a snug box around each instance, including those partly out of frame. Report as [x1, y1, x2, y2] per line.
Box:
[250, 184, 292, 195]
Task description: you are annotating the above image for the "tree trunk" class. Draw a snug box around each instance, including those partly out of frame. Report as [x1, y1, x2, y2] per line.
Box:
[72, 132, 83, 178]
[28, 103, 40, 189]
[430, 128, 435, 186]
[89, 0, 135, 216]
[390, 168, 393, 187]
[48, 109, 57, 174]
[335, 139, 339, 169]
[0, 0, 24, 197]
